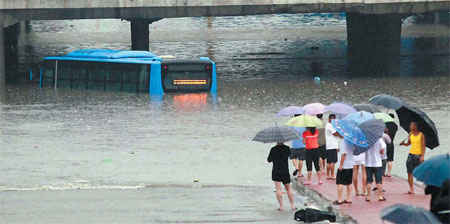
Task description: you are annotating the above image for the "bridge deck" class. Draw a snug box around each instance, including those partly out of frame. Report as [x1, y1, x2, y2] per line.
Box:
[296, 173, 430, 223]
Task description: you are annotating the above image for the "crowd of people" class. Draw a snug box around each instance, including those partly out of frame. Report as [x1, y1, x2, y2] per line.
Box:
[266, 113, 432, 208]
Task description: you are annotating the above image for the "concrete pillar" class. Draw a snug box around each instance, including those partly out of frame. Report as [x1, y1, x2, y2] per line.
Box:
[346, 13, 403, 76]
[0, 25, 4, 88]
[131, 19, 150, 51]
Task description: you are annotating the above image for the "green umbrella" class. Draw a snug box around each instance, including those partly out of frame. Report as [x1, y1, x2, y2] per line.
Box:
[374, 112, 395, 123]
[286, 115, 323, 127]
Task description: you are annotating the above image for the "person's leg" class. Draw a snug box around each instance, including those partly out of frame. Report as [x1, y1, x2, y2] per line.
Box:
[362, 165, 367, 195]
[326, 162, 331, 178]
[337, 184, 344, 202]
[365, 167, 373, 201]
[274, 182, 284, 210]
[375, 168, 384, 200]
[353, 165, 359, 195]
[382, 159, 387, 176]
[313, 150, 322, 184]
[408, 173, 415, 193]
[305, 150, 313, 183]
[292, 158, 298, 175]
[387, 161, 393, 176]
[284, 183, 296, 210]
[346, 184, 353, 202]
[298, 160, 304, 177]
[330, 163, 336, 178]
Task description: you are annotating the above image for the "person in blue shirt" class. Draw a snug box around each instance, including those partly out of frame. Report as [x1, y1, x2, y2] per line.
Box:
[290, 114, 307, 178]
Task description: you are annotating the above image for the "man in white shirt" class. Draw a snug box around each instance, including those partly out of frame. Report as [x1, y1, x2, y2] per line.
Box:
[364, 138, 387, 202]
[333, 139, 354, 205]
[325, 114, 340, 179]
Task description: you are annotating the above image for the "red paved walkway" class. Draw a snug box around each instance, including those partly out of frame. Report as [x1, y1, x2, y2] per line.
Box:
[296, 172, 430, 224]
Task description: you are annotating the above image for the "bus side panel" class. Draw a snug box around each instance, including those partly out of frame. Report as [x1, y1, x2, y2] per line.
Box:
[39, 67, 43, 88]
[210, 62, 217, 93]
[149, 62, 164, 95]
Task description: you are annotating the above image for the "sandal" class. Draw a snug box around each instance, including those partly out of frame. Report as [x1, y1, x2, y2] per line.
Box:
[355, 193, 360, 196]
[298, 174, 304, 178]
[332, 200, 344, 205]
[318, 181, 324, 185]
[379, 197, 387, 201]
[344, 200, 352, 204]
[293, 169, 299, 176]
[385, 174, 392, 177]
[304, 182, 312, 185]
[405, 191, 415, 195]
[365, 198, 371, 202]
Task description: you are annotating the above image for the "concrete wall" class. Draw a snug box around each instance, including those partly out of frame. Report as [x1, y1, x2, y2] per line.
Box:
[0, 0, 448, 23]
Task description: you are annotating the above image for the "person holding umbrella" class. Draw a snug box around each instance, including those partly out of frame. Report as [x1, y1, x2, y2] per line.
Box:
[286, 114, 324, 186]
[303, 127, 323, 185]
[385, 113, 398, 177]
[253, 126, 299, 211]
[267, 142, 297, 211]
[400, 121, 426, 194]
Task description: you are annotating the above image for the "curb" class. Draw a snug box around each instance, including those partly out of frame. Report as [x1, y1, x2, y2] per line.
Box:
[292, 178, 358, 224]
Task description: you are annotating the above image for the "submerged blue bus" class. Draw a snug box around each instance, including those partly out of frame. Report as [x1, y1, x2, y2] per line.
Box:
[39, 49, 217, 94]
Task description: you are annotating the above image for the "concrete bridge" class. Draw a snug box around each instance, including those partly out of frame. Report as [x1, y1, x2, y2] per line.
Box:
[0, 0, 449, 85]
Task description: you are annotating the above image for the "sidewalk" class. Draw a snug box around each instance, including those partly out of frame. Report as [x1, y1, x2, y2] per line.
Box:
[292, 173, 430, 224]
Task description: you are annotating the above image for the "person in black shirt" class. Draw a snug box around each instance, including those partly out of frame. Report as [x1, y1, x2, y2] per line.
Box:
[385, 113, 398, 177]
[268, 143, 296, 211]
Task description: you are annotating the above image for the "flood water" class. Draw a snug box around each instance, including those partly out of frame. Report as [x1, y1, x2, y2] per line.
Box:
[1, 14, 449, 190]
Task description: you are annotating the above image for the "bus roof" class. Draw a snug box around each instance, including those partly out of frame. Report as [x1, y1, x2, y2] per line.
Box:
[43, 49, 212, 64]
[44, 49, 162, 64]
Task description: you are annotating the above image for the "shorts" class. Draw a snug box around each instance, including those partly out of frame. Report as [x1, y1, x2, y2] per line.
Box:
[406, 153, 421, 174]
[387, 143, 394, 162]
[318, 145, 327, 160]
[290, 148, 306, 160]
[326, 149, 338, 163]
[353, 155, 365, 166]
[272, 173, 291, 185]
[336, 168, 353, 185]
[366, 167, 383, 184]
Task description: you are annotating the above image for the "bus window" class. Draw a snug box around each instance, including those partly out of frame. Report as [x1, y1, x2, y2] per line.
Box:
[57, 60, 73, 88]
[72, 63, 88, 90]
[41, 60, 55, 87]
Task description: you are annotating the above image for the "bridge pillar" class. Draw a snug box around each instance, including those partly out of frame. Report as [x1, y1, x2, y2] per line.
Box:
[131, 19, 150, 51]
[130, 19, 161, 51]
[346, 13, 403, 76]
[0, 25, 4, 88]
[4, 23, 20, 83]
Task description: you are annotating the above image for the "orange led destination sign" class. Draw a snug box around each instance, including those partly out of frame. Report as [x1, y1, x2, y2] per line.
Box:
[173, 80, 207, 85]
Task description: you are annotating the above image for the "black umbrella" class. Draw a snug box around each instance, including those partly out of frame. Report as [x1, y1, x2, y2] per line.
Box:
[353, 104, 381, 113]
[369, 94, 404, 110]
[396, 105, 439, 149]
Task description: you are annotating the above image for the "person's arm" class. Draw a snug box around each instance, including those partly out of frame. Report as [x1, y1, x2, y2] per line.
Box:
[420, 133, 426, 163]
[400, 133, 412, 146]
[339, 154, 346, 171]
[268, 148, 273, 163]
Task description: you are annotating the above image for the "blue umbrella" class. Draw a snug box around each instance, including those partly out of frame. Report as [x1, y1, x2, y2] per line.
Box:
[276, 106, 304, 117]
[325, 102, 357, 115]
[343, 111, 375, 125]
[381, 204, 441, 224]
[331, 119, 368, 147]
[413, 153, 450, 187]
[353, 119, 386, 155]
